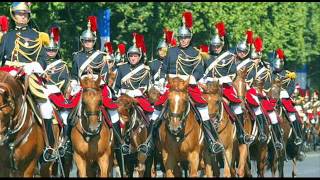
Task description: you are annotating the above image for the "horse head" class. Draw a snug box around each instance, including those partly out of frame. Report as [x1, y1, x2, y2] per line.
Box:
[80, 75, 103, 135]
[147, 86, 161, 105]
[234, 67, 248, 99]
[201, 80, 221, 118]
[116, 94, 139, 133]
[167, 77, 190, 136]
[0, 71, 23, 145]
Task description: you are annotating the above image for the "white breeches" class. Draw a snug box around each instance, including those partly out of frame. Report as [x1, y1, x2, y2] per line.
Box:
[38, 99, 54, 119]
[108, 109, 119, 123]
[197, 106, 210, 121]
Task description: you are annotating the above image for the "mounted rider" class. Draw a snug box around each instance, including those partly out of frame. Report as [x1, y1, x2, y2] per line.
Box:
[270, 48, 303, 145]
[69, 16, 122, 153]
[113, 32, 154, 154]
[248, 36, 284, 149]
[148, 12, 225, 154]
[43, 25, 78, 152]
[200, 22, 254, 146]
[0, 2, 61, 160]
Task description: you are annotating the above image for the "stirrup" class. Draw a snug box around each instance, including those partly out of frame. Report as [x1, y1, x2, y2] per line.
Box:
[137, 143, 153, 156]
[258, 133, 268, 143]
[294, 137, 303, 145]
[43, 146, 58, 162]
[244, 134, 254, 144]
[210, 142, 224, 154]
[274, 141, 283, 150]
[58, 145, 65, 157]
[121, 144, 131, 155]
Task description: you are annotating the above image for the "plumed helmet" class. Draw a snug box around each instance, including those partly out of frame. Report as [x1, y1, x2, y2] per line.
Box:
[157, 29, 168, 50]
[271, 48, 285, 72]
[45, 26, 60, 51]
[236, 29, 253, 56]
[211, 22, 226, 47]
[127, 33, 142, 60]
[177, 11, 192, 39]
[80, 16, 97, 44]
[104, 41, 114, 62]
[250, 36, 263, 59]
[10, 2, 32, 23]
[115, 43, 126, 63]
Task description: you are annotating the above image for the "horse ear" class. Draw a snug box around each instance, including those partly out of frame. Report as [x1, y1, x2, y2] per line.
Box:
[96, 74, 101, 88]
[168, 78, 173, 86]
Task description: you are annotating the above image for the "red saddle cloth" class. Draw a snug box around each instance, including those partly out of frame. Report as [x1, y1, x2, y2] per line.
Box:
[101, 85, 118, 109]
[0, 66, 25, 76]
[49, 92, 81, 109]
[245, 88, 259, 107]
[307, 113, 314, 120]
[154, 84, 207, 106]
[222, 84, 242, 103]
[135, 97, 154, 113]
[281, 98, 296, 113]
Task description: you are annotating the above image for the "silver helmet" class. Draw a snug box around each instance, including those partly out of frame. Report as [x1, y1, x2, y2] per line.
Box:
[80, 17, 97, 44]
[236, 29, 253, 56]
[104, 41, 115, 62]
[45, 26, 60, 51]
[272, 48, 285, 72]
[10, 2, 31, 24]
[126, 35, 142, 60]
[157, 31, 168, 49]
[177, 12, 193, 39]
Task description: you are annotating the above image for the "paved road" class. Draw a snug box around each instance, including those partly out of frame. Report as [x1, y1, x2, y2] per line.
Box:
[67, 150, 320, 177]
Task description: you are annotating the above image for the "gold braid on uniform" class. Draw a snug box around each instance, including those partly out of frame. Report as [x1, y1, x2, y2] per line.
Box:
[11, 31, 49, 63]
[245, 62, 256, 86]
[125, 67, 151, 90]
[176, 49, 202, 75]
[45, 60, 69, 89]
[211, 54, 235, 78]
[261, 69, 272, 93]
[86, 56, 107, 77]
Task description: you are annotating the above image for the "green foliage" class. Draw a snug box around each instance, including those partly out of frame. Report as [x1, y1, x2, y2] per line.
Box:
[1, 2, 319, 88]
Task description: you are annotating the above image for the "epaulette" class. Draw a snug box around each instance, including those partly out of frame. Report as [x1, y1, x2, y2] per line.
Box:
[117, 62, 128, 66]
[72, 51, 81, 56]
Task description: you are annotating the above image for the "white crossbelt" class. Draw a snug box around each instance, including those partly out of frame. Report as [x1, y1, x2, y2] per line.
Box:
[79, 51, 102, 77]
[45, 59, 63, 72]
[204, 51, 231, 76]
[236, 58, 251, 71]
[121, 64, 146, 84]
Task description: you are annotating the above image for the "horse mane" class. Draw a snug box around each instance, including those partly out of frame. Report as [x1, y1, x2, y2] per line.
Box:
[117, 94, 137, 106]
[0, 71, 23, 100]
[168, 77, 188, 92]
[80, 76, 101, 90]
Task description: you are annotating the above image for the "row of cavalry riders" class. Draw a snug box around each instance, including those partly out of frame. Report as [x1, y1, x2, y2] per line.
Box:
[0, 5, 320, 177]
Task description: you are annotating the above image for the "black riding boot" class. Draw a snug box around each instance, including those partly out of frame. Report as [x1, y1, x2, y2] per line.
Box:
[112, 121, 125, 177]
[202, 120, 224, 153]
[138, 120, 156, 156]
[43, 119, 56, 160]
[256, 114, 268, 143]
[235, 114, 253, 144]
[271, 123, 284, 150]
[292, 120, 303, 145]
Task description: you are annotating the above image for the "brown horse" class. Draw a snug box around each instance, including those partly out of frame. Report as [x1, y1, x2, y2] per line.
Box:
[158, 77, 204, 177]
[247, 79, 271, 177]
[0, 70, 45, 177]
[267, 77, 302, 177]
[232, 67, 253, 177]
[116, 94, 153, 177]
[201, 80, 235, 177]
[71, 76, 113, 177]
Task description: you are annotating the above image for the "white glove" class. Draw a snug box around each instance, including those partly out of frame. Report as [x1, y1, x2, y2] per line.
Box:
[158, 78, 166, 92]
[23, 62, 44, 75]
[70, 80, 81, 96]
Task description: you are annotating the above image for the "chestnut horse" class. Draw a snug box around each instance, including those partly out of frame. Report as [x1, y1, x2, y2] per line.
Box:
[232, 67, 253, 177]
[201, 80, 235, 177]
[0, 70, 45, 177]
[71, 76, 113, 177]
[158, 77, 204, 177]
[116, 94, 153, 177]
[267, 77, 302, 177]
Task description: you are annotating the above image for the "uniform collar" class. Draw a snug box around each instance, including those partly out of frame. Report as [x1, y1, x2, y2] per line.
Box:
[130, 61, 143, 68]
[15, 25, 28, 31]
[84, 49, 94, 54]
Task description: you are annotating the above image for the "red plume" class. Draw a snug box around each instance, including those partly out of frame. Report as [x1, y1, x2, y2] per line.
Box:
[104, 42, 113, 55]
[118, 43, 126, 55]
[254, 37, 263, 52]
[246, 30, 253, 44]
[50, 27, 60, 43]
[135, 33, 146, 53]
[199, 45, 209, 53]
[0, 16, 9, 32]
[215, 22, 226, 37]
[182, 11, 193, 29]
[87, 16, 97, 33]
[171, 38, 177, 47]
[276, 48, 285, 60]
[165, 30, 173, 45]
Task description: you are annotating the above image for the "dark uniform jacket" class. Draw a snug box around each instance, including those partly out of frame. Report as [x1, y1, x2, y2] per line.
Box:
[272, 70, 295, 96]
[71, 49, 108, 81]
[45, 58, 70, 92]
[114, 61, 151, 94]
[160, 46, 204, 81]
[149, 58, 163, 83]
[256, 61, 272, 93]
[0, 26, 47, 68]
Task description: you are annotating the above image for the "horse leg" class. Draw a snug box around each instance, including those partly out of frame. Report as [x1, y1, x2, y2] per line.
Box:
[257, 144, 268, 177]
[224, 146, 233, 177]
[73, 152, 87, 177]
[162, 150, 176, 177]
[237, 144, 248, 177]
[292, 158, 297, 177]
[23, 159, 38, 177]
[188, 151, 200, 177]
[97, 153, 110, 177]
